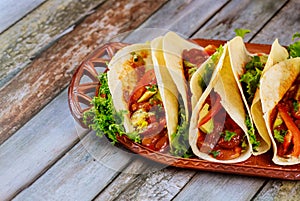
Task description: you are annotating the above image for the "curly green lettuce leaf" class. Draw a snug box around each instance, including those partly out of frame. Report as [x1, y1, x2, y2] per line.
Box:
[83, 73, 141, 144]
[288, 32, 300, 58]
[240, 55, 267, 105]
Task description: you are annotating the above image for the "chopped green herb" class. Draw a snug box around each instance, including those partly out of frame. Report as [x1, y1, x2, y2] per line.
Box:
[245, 115, 260, 151]
[210, 150, 220, 158]
[234, 28, 251, 39]
[145, 84, 158, 92]
[105, 61, 109, 66]
[274, 129, 287, 143]
[223, 130, 237, 142]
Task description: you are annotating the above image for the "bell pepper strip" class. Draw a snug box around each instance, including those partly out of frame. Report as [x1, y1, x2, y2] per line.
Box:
[197, 95, 222, 127]
[282, 130, 293, 154]
[278, 104, 300, 157]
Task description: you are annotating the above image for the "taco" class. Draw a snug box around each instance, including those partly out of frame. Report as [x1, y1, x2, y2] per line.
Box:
[260, 58, 300, 165]
[108, 40, 191, 157]
[227, 37, 288, 155]
[163, 32, 214, 116]
[189, 45, 252, 163]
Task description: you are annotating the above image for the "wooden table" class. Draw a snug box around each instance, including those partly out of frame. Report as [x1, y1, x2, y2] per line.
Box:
[1, 0, 300, 200]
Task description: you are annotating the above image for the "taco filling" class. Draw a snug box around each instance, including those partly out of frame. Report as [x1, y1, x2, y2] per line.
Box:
[182, 47, 213, 81]
[196, 90, 247, 160]
[270, 75, 300, 158]
[128, 69, 169, 152]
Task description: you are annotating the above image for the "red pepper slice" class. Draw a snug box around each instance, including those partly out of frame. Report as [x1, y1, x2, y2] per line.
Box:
[278, 104, 300, 157]
[197, 95, 222, 127]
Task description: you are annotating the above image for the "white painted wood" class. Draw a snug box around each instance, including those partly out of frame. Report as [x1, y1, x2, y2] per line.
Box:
[0, 0, 46, 33]
[0, 89, 89, 201]
[173, 172, 265, 201]
[13, 131, 134, 201]
[193, 0, 288, 42]
[251, 0, 300, 45]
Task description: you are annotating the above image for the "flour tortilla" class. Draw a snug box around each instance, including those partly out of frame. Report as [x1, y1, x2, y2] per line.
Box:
[163, 31, 207, 120]
[228, 36, 284, 155]
[260, 58, 300, 165]
[189, 45, 252, 163]
[107, 43, 153, 133]
[190, 45, 224, 109]
[151, 36, 179, 145]
[250, 39, 289, 156]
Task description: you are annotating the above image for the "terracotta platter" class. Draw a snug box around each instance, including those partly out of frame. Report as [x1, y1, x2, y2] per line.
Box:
[68, 39, 300, 180]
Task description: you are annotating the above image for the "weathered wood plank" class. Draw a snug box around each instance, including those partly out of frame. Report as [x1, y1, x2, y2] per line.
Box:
[133, 0, 229, 37]
[0, 0, 168, 144]
[253, 180, 300, 201]
[0, 0, 46, 33]
[0, 0, 107, 88]
[93, 158, 169, 201]
[13, 130, 134, 201]
[111, 167, 195, 201]
[0, 90, 89, 201]
[173, 173, 265, 201]
[193, 0, 288, 42]
[251, 0, 300, 45]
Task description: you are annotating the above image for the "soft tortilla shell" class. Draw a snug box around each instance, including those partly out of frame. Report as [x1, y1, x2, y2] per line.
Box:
[260, 58, 300, 165]
[107, 43, 153, 133]
[163, 31, 205, 120]
[250, 39, 289, 155]
[151, 36, 179, 144]
[189, 45, 252, 163]
[228, 36, 268, 155]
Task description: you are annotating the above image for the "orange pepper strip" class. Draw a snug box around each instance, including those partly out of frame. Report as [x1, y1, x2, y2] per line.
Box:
[278, 105, 300, 157]
[197, 95, 222, 127]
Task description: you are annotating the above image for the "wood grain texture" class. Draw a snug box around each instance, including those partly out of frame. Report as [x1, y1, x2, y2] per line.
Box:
[94, 158, 169, 201]
[173, 173, 265, 201]
[193, 0, 288, 42]
[0, 0, 46, 33]
[0, 0, 107, 88]
[253, 180, 300, 201]
[13, 131, 135, 201]
[251, 0, 300, 45]
[0, 90, 88, 201]
[0, 0, 167, 144]
[135, 0, 229, 36]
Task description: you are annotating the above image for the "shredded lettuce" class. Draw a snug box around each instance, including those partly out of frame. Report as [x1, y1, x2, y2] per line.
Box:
[274, 129, 287, 143]
[245, 115, 260, 151]
[240, 55, 267, 105]
[170, 98, 193, 158]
